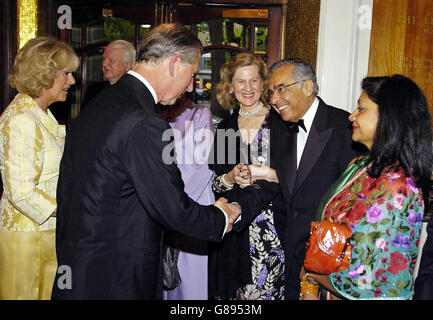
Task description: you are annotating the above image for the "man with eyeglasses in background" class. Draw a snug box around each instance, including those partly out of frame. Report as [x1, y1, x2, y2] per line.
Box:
[232, 58, 361, 299]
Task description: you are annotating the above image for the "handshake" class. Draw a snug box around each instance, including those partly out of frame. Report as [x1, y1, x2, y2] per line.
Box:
[214, 197, 241, 233]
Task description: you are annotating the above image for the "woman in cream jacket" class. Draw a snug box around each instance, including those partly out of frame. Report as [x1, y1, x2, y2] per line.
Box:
[0, 37, 78, 299]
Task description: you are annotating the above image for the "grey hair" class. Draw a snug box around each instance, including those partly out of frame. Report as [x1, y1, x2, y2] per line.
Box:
[106, 39, 136, 69]
[136, 23, 203, 65]
[269, 58, 319, 96]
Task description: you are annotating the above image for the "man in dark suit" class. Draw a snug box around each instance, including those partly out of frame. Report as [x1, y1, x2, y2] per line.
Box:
[414, 217, 433, 299]
[51, 23, 240, 300]
[81, 39, 136, 110]
[231, 58, 361, 299]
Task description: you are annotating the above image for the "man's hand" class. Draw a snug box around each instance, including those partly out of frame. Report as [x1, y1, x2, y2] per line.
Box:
[214, 197, 241, 233]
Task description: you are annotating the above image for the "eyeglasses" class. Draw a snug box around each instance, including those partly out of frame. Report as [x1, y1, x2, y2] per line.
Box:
[265, 79, 307, 102]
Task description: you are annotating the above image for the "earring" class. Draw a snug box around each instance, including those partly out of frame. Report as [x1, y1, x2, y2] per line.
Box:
[229, 88, 233, 94]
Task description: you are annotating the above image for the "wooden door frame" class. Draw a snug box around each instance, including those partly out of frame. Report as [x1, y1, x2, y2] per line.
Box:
[173, 1, 284, 66]
[1, 0, 17, 112]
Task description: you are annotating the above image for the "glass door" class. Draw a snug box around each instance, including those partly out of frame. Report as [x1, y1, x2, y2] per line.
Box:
[51, 1, 283, 123]
[174, 2, 283, 122]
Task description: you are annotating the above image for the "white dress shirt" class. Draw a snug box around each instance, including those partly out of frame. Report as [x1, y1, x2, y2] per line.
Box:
[297, 97, 319, 169]
[127, 70, 158, 103]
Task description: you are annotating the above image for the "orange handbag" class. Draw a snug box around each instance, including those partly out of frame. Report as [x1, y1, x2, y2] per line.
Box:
[304, 220, 352, 274]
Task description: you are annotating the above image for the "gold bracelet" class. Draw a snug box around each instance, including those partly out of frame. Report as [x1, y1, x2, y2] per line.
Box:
[299, 277, 319, 300]
[299, 280, 319, 299]
[221, 173, 234, 188]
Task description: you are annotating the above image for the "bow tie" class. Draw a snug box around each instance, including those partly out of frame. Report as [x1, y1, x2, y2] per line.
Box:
[285, 119, 307, 134]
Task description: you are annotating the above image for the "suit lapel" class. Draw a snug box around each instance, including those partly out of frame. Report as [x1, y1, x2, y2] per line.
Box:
[294, 99, 333, 191]
[270, 112, 297, 197]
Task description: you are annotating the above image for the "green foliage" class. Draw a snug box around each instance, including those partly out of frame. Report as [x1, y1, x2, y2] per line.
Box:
[379, 218, 391, 225]
[386, 289, 399, 297]
[104, 17, 135, 43]
[352, 232, 366, 245]
[140, 26, 151, 40]
[367, 231, 384, 244]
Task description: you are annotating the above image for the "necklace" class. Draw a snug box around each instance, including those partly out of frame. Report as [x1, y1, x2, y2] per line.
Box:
[238, 102, 263, 118]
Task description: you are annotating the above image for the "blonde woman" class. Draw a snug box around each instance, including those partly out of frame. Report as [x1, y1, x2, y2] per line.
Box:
[0, 37, 78, 299]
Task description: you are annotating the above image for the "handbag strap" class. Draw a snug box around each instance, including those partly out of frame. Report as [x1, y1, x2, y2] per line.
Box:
[340, 237, 352, 259]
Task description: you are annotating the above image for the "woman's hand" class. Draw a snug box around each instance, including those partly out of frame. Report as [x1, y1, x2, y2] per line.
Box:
[248, 164, 279, 183]
[300, 292, 320, 300]
[226, 163, 251, 188]
[225, 163, 279, 188]
[302, 268, 339, 297]
[299, 266, 320, 300]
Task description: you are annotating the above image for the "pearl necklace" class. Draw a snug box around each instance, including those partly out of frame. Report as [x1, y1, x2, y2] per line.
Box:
[238, 102, 263, 119]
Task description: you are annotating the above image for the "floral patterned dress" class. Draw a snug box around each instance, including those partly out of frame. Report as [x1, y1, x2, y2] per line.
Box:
[322, 161, 424, 299]
[236, 114, 285, 300]
[235, 202, 286, 300]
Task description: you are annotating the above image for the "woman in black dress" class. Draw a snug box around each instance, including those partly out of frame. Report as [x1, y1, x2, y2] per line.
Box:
[208, 52, 285, 300]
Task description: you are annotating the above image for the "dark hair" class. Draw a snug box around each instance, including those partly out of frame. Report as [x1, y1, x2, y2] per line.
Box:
[362, 75, 433, 189]
[136, 23, 202, 64]
[269, 58, 319, 96]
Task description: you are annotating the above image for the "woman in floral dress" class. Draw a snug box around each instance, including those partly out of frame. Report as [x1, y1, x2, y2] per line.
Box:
[300, 75, 433, 299]
[208, 52, 285, 300]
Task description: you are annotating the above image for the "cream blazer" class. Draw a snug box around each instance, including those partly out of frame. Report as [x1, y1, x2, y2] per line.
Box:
[0, 94, 65, 231]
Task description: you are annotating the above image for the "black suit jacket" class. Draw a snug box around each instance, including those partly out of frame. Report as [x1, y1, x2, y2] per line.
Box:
[52, 74, 226, 300]
[413, 217, 433, 299]
[228, 98, 361, 299]
[80, 81, 110, 111]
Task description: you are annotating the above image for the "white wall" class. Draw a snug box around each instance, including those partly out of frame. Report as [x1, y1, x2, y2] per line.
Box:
[316, 0, 373, 113]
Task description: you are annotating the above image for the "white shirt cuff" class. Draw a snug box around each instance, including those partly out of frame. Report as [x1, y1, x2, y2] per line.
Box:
[215, 202, 241, 238]
[215, 206, 229, 238]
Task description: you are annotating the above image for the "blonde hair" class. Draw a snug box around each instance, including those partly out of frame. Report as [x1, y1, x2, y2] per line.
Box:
[216, 52, 268, 110]
[8, 37, 79, 98]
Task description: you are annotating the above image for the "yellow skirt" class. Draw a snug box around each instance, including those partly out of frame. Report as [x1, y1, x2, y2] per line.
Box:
[0, 228, 57, 300]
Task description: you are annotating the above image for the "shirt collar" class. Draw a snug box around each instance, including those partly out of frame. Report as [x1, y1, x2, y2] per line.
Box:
[301, 97, 319, 133]
[127, 70, 158, 104]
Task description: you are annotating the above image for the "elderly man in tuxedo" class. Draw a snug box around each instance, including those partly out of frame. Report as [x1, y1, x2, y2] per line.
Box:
[229, 58, 361, 299]
[52, 23, 240, 300]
